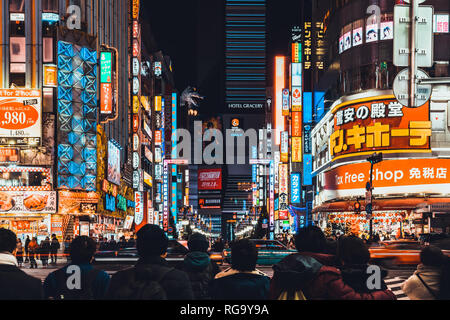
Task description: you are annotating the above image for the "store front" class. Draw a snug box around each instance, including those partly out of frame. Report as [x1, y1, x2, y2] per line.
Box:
[0, 166, 57, 241]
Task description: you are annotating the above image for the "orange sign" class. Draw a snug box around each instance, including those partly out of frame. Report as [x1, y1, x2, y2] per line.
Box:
[132, 0, 140, 19]
[292, 112, 302, 137]
[155, 130, 162, 146]
[0, 90, 41, 142]
[324, 158, 450, 201]
[330, 97, 430, 161]
[100, 83, 113, 114]
[43, 65, 57, 87]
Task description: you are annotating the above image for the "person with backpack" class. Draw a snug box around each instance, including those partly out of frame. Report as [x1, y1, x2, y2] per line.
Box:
[0, 229, 43, 300]
[177, 233, 220, 300]
[402, 246, 450, 300]
[50, 234, 60, 265]
[211, 239, 270, 300]
[270, 226, 396, 300]
[106, 224, 194, 300]
[43, 236, 110, 300]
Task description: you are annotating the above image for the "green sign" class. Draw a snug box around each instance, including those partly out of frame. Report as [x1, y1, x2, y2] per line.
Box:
[100, 52, 112, 83]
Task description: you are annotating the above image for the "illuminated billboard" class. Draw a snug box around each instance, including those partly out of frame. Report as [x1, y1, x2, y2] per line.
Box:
[330, 96, 431, 161]
[274, 56, 285, 145]
[198, 169, 222, 190]
[323, 158, 450, 202]
[107, 140, 121, 186]
[0, 89, 41, 146]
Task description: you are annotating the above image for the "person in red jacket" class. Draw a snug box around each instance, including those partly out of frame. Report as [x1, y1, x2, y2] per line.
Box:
[270, 226, 396, 300]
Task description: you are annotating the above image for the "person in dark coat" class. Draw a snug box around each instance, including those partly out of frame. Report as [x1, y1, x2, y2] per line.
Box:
[50, 234, 60, 265]
[126, 236, 136, 248]
[178, 233, 220, 300]
[107, 224, 194, 300]
[337, 236, 391, 294]
[39, 237, 51, 268]
[0, 228, 43, 300]
[270, 226, 396, 300]
[24, 236, 30, 263]
[211, 239, 270, 300]
[43, 236, 110, 300]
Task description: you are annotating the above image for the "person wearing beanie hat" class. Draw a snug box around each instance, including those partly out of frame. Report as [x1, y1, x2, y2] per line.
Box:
[177, 233, 220, 300]
[107, 224, 193, 300]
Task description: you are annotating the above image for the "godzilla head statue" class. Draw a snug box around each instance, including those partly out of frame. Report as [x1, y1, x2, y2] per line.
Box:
[181, 86, 205, 108]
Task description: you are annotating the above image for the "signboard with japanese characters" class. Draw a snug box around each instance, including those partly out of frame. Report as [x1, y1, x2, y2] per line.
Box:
[330, 97, 430, 161]
[0, 191, 57, 214]
[324, 158, 450, 201]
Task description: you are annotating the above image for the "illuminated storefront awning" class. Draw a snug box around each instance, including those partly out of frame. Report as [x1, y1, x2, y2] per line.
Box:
[313, 198, 450, 213]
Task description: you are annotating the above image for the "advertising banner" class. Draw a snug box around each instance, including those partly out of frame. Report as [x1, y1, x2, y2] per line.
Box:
[134, 191, 145, 232]
[330, 97, 430, 160]
[279, 164, 289, 216]
[0, 89, 41, 145]
[292, 137, 302, 163]
[0, 191, 56, 214]
[107, 140, 121, 185]
[323, 158, 450, 201]
[198, 169, 222, 190]
[291, 87, 302, 111]
[291, 173, 301, 204]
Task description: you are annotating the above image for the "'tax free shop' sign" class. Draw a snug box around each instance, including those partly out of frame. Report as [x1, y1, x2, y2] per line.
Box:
[323, 158, 450, 201]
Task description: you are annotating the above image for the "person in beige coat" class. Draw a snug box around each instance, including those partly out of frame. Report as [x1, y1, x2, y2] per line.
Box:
[402, 246, 446, 300]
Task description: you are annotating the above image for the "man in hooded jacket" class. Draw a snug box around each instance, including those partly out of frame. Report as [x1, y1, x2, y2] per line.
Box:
[270, 226, 396, 300]
[178, 233, 220, 299]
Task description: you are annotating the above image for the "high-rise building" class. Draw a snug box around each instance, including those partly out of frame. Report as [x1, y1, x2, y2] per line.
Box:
[225, 0, 267, 113]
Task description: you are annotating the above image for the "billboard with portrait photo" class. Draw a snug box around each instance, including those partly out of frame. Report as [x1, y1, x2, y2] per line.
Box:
[107, 140, 121, 185]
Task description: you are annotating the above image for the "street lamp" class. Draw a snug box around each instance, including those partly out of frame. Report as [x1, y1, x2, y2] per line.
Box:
[367, 153, 383, 238]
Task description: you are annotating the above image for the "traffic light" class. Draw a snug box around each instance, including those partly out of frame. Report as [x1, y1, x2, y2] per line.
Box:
[367, 153, 383, 164]
[354, 201, 361, 214]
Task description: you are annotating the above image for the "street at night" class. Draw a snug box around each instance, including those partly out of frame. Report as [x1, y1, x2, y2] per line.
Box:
[0, 0, 450, 313]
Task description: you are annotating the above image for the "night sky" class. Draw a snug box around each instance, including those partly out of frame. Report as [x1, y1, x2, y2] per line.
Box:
[143, 0, 305, 115]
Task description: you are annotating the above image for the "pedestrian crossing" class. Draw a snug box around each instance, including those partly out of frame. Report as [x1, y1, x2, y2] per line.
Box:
[385, 276, 410, 300]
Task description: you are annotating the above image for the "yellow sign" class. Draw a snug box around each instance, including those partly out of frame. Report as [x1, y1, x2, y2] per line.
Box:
[133, 96, 140, 114]
[292, 137, 302, 163]
[132, 0, 140, 19]
[43, 65, 57, 87]
[155, 96, 162, 112]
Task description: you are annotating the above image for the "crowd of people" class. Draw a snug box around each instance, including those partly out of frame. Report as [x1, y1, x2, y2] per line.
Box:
[0, 225, 449, 300]
[13, 235, 61, 269]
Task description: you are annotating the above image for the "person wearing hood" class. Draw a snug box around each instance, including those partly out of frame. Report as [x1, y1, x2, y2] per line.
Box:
[211, 239, 270, 300]
[178, 233, 220, 300]
[0, 228, 43, 300]
[270, 226, 396, 300]
[107, 225, 193, 300]
[337, 236, 391, 295]
[402, 246, 450, 300]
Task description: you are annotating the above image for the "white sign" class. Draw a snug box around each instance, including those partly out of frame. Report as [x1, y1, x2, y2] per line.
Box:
[0, 191, 57, 214]
[0, 89, 42, 144]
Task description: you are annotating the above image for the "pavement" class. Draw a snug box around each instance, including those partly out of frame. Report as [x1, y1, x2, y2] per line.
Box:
[22, 262, 414, 300]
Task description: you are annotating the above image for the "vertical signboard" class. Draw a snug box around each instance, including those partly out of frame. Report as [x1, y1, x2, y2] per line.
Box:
[291, 173, 301, 204]
[274, 56, 285, 145]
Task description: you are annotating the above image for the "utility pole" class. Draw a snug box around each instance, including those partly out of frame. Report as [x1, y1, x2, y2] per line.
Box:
[409, 0, 417, 108]
[366, 153, 383, 239]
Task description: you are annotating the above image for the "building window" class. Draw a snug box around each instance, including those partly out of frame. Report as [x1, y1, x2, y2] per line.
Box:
[9, 0, 25, 12]
[42, 0, 59, 12]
